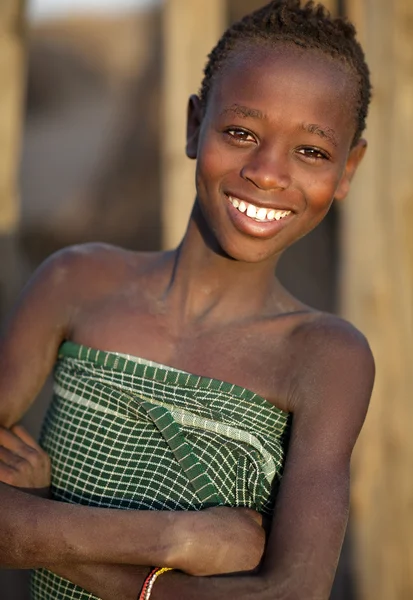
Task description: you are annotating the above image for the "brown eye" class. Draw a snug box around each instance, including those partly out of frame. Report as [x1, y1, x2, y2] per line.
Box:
[297, 147, 329, 161]
[226, 128, 256, 143]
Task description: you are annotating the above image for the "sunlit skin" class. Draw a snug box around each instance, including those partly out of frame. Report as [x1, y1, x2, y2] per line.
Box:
[188, 44, 365, 265]
[0, 43, 374, 600]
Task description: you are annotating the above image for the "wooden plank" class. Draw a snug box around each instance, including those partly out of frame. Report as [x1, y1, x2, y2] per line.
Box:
[0, 0, 26, 234]
[341, 1, 413, 599]
[161, 0, 225, 249]
[320, 0, 337, 13]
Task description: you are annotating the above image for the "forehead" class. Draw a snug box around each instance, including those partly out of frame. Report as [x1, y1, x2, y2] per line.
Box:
[208, 44, 357, 142]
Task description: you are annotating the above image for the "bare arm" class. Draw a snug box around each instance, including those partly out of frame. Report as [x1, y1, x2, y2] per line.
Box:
[0, 428, 185, 572]
[51, 563, 150, 600]
[168, 318, 373, 600]
[0, 249, 77, 428]
[0, 243, 132, 427]
[0, 246, 264, 580]
[0, 252, 373, 599]
[73, 317, 373, 600]
[18, 318, 374, 600]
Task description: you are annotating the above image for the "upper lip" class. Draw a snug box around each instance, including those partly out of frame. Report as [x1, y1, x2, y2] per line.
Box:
[225, 192, 295, 213]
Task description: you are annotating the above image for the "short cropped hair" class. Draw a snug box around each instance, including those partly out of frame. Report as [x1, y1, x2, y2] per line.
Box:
[200, 0, 371, 145]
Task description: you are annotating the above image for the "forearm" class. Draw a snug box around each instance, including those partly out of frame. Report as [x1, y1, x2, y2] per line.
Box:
[53, 564, 271, 600]
[51, 558, 331, 600]
[51, 563, 150, 600]
[259, 471, 350, 600]
[151, 470, 349, 600]
[0, 483, 178, 569]
[155, 571, 272, 600]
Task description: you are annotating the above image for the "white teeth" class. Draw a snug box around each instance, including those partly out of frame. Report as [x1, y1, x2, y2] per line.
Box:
[246, 204, 257, 218]
[256, 208, 268, 221]
[228, 195, 291, 222]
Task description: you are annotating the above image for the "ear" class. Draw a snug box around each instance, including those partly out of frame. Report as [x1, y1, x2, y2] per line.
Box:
[335, 139, 367, 201]
[186, 94, 203, 160]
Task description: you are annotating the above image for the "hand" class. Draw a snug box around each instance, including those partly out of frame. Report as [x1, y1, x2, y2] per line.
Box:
[0, 425, 51, 490]
[176, 506, 265, 576]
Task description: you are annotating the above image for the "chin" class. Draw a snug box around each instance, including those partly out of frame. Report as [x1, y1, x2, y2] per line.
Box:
[218, 237, 278, 264]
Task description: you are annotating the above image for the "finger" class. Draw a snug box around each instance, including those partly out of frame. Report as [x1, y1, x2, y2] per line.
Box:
[0, 460, 17, 474]
[0, 447, 51, 489]
[0, 446, 26, 469]
[0, 427, 34, 456]
[11, 427, 50, 471]
[0, 460, 18, 484]
[0, 428, 44, 469]
[11, 425, 43, 453]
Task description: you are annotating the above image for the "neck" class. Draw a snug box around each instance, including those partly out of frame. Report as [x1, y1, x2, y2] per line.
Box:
[160, 205, 289, 326]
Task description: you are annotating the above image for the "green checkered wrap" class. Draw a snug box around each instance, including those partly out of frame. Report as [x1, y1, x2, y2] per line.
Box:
[31, 341, 291, 599]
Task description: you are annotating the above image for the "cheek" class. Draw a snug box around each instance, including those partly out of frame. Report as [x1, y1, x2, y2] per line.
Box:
[199, 152, 223, 187]
[304, 170, 342, 209]
[196, 134, 238, 188]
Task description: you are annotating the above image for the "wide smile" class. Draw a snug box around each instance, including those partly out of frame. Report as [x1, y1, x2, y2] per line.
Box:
[227, 195, 292, 223]
[224, 193, 294, 239]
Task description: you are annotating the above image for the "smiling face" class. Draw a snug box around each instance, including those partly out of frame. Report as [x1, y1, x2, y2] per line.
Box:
[187, 43, 366, 263]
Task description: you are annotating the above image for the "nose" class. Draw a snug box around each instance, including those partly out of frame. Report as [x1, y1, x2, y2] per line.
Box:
[240, 145, 291, 191]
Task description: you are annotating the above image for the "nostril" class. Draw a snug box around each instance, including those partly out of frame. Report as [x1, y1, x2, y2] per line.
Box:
[241, 164, 290, 192]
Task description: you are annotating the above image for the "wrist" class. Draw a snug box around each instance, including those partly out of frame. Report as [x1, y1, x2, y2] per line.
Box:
[49, 504, 191, 568]
[158, 510, 193, 569]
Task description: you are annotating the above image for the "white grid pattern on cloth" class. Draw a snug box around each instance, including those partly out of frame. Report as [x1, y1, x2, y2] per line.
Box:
[114, 351, 187, 373]
[31, 342, 291, 600]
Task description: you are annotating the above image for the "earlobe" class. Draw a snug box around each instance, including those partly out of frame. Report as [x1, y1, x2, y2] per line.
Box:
[186, 94, 203, 160]
[335, 138, 367, 201]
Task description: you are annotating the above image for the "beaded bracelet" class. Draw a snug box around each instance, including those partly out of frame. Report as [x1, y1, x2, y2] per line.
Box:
[138, 567, 173, 600]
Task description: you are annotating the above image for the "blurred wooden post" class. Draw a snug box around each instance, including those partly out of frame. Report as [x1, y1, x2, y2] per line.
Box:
[0, 0, 25, 236]
[0, 2, 27, 597]
[341, 1, 413, 599]
[161, 0, 225, 249]
[321, 0, 336, 12]
[0, 0, 26, 314]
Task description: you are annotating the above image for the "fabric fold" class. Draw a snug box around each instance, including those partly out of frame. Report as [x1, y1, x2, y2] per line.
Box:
[31, 341, 291, 600]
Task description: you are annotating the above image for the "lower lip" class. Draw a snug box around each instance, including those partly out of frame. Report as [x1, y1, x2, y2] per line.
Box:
[225, 196, 294, 239]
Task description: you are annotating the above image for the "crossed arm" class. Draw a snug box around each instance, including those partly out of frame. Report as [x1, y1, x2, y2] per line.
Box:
[0, 251, 375, 599]
[0, 329, 373, 600]
[0, 417, 353, 600]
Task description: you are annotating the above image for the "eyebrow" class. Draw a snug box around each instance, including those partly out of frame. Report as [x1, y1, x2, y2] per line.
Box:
[220, 105, 338, 147]
[221, 104, 267, 120]
[302, 123, 338, 147]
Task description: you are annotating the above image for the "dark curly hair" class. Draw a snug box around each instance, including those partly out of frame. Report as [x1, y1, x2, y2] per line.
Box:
[200, 0, 371, 145]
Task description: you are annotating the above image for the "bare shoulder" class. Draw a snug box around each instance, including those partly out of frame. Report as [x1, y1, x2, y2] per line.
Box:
[35, 242, 137, 283]
[291, 311, 374, 365]
[2, 242, 148, 344]
[0, 244, 156, 425]
[22, 242, 150, 302]
[286, 312, 375, 447]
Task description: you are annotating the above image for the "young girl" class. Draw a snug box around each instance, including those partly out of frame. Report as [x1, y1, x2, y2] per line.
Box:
[0, 1, 374, 599]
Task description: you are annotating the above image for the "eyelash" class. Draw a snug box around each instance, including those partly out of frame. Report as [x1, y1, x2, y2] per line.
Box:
[224, 128, 256, 144]
[224, 128, 331, 161]
[297, 147, 330, 161]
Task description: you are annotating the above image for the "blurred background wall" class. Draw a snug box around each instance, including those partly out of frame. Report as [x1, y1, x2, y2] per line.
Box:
[0, 0, 411, 598]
